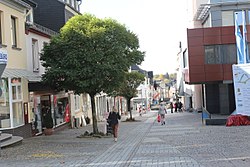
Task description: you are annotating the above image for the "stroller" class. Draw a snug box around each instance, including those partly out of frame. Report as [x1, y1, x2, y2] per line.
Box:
[106, 119, 113, 134]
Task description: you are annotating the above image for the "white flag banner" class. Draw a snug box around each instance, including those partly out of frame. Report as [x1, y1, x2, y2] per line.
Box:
[242, 11, 250, 63]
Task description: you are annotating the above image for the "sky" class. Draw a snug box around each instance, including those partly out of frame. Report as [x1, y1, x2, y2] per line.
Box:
[80, 0, 189, 75]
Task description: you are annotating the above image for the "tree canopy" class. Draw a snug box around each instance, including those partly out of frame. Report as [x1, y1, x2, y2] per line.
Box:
[40, 14, 145, 133]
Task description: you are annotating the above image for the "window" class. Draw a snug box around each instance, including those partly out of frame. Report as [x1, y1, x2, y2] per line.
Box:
[11, 78, 22, 101]
[12, 102, 23, 127]
[69, 0, 73, 6]
[183, 49, 188, 68]
[205, 44, 237, 64]
[32, 39, 39, 71]
[11, 16, 17, 47]
[0, 79, 10, 128]
[205, 45, 221, 64]
[222, 11, 234, 26]
[11, 78, 24, 127]
[72, 0, 76, 8]
[221, 44, 237, 63]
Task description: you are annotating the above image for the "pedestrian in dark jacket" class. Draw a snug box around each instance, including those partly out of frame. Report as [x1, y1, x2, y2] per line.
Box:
[108, 107, 121, 142]
[170, 102, 173, 113]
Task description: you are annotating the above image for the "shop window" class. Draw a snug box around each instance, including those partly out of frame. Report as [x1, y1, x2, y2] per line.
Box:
[55, 97, 68, 125]
[74, 95, 80, 111]
[0, 79, 10, 128]
[11, 16, 17, 47]
[11, 78, 23, 127]
[12, 102, 23, 127]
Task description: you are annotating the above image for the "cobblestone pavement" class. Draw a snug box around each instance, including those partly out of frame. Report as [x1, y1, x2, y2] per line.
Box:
[1, 110, 250, 167]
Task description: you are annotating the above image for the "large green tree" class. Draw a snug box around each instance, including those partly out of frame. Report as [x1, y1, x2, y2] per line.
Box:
[41, 14, 144, 134]
[114, 71, 145, 120]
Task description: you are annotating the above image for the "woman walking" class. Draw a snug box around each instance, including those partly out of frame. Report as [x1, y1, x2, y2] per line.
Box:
[158, 103, 166, 125]
[108, 107, 121, 142]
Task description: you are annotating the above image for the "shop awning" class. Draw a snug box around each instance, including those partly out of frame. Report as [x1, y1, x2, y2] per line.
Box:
[2, 68, 41, 82]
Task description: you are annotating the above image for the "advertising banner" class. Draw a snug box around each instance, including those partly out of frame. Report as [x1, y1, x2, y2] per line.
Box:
[232, 64, 250, 115]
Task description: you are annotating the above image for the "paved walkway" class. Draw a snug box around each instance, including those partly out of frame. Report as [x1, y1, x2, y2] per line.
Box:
[1, 110, 250, 167]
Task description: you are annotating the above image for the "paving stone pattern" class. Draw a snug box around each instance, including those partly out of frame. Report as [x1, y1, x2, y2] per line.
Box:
[1, 110, 250, 167]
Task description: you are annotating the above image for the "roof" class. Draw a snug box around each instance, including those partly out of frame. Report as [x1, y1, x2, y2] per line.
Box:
[2, 69, 41, 82]
[21, 0, 37, 8]
[12, 0, 31, 9]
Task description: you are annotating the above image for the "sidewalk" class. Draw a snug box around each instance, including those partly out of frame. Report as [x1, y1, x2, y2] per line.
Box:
[1, 110, 250, 167]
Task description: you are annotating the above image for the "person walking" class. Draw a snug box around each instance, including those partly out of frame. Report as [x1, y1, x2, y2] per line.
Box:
[158, 103, 166, 125]
[108, 107, 121, 142]
[170, 102, 173, 113]
[174, 101, 178, 112]
[178, 101, 183, 112]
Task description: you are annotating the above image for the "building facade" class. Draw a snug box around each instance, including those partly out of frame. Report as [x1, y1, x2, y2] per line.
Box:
[0, 0, 87, 138]
[183, 0, 250, 115]
[0, 0, 38, 137]
[26, 0, 89, 135]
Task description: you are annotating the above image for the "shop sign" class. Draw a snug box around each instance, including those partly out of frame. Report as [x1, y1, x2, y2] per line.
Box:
[0, 49, 7, 64]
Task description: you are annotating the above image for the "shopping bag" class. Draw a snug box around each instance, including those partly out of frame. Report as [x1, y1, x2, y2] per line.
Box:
[157, 114, 161, 122]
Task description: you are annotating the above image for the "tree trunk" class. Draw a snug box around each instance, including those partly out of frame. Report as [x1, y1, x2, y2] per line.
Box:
[127, 98, 133, 120]
[90, 94, 98, 134]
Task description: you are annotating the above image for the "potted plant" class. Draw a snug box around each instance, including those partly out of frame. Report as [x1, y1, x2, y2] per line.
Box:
[43, 110, 54, 135]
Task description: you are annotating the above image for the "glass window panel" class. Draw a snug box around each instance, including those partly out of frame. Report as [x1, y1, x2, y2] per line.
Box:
[0, 79, 10, 128]
[214, 45, 221, 64]
[12, 86, 16, 100]
[205, 45, 216, 64]
[17, 85, 21, 100]
[183, 49, 188, 68]
[205, 44, 237, 64]
[11, 16, 17, 47]
[222, 11, 234, 26]
[12, 102, 23, 127]
[221, 44, 237, 64]
[32, 39, 39, 71]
